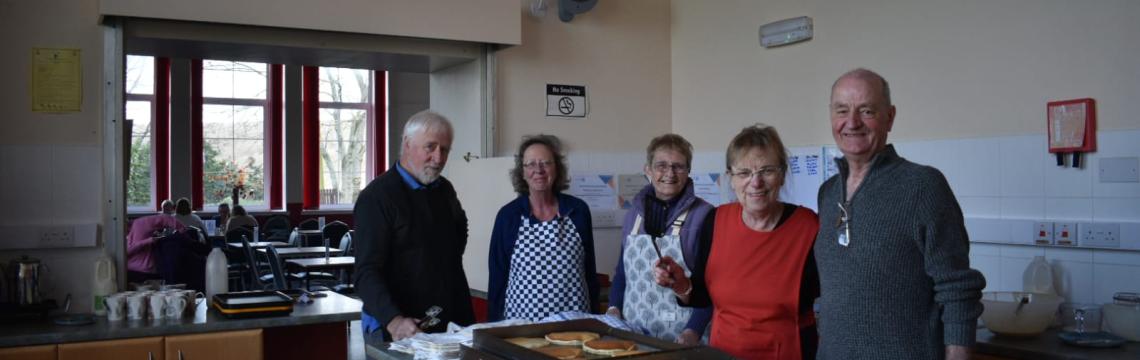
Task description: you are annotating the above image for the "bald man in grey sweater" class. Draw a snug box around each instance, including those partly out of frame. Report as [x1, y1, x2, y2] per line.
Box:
[815, 68, 985, 360]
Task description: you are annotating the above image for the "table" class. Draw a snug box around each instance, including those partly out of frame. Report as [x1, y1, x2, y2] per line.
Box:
[226, 241, 289, 250]
[286, 256, 355, 272]
[297, 229, 324, 247]
[260, 246, 342, 259]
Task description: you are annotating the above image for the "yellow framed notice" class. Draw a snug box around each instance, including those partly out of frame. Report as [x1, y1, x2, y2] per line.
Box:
[31, 48, 82, 112]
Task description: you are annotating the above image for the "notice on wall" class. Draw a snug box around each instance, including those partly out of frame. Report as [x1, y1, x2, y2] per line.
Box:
[617, 174, 650, 209]
[546, 84, 588, 117]
[32, 48, 82, 112]
[691, 173, 724, 206]
[569, 174, 617, 209]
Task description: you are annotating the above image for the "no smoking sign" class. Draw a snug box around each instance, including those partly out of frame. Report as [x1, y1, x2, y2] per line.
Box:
[546, 84, 587, 118]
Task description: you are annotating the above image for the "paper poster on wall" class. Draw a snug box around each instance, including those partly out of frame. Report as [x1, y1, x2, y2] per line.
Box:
[568, 174, 617, 209]
[546, 84, 588, 117]
[617, 174, 649, 209]
[823, 146, 842, 180]
[32, 48, 82, 112]
[691, 173, 724, 206]
[781, 147, 825, 211]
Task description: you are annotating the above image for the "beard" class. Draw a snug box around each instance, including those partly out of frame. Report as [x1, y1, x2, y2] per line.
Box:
[414, 165, 442, 184]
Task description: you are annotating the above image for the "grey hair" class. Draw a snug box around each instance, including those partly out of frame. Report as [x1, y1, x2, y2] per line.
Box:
[400, 110, 454, 151]
[832, 68, 892, 106]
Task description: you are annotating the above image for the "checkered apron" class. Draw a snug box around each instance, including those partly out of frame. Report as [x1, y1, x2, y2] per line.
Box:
[622, 210, 694, 340]
[503, 215, 591, 321]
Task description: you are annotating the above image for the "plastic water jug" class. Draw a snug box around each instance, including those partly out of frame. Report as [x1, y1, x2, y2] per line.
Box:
[1022, 255, 1055, 294]
[205, 246, 229, 299]
[92, 254, 116, 316]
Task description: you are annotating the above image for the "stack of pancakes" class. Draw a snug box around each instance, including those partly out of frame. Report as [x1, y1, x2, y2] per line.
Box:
[502, 331, 642, 358]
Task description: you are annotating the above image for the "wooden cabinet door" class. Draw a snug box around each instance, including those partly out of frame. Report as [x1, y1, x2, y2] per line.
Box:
[0, 344, 56, 360]
[165, 329, 261, 360]
[59, 336, 164, 360]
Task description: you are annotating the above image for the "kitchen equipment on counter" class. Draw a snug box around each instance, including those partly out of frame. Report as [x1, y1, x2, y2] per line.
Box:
[52, 294, 94, 326]
[981, 291, 1064, 337]
[1103, 292, 1140, 341]
[472, 319, 734, 359]
[1061, 303, 1102, 333]
[1023, 256, 1056, 295]
[92, 254, 116, 316]
[1058, 331, 1127, 348]
[211, 290, 293, 319]
[8, 256, 49, 306]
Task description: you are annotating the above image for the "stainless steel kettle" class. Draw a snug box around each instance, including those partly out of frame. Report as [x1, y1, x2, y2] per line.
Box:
[8, 256, 47, 305]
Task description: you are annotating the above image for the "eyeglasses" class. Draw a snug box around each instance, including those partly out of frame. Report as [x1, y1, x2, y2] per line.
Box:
[728, 166, 781, 181]
[523, 159, 554, 170]
[651, 162, 689, 174]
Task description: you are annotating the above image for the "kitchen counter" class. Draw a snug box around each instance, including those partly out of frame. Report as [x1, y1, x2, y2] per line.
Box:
[976, 328, 1140, 360]
[0, 291, 361, 348]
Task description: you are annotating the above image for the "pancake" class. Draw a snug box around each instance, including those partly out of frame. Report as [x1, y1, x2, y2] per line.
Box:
[611, 349, 648, 357]
[544, 331, 600, 345]
[582, 339, 638, 356]
[534, 346, 582, 359]
[505, 337, 550, 349]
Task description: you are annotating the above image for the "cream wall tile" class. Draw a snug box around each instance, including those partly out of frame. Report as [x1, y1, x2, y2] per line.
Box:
[1092, 249, 1140, 266]
[1092, 264, 1140, 304]
[970, 254, 1001, 292]
[1045, 198, 1093, 221]
[998, 135, 1045, 198]
[953, 138, 1002, 197]
[1001, 197, 1045, 219]
[1051, 259, 1093, 304]
[0, 145, 53, 225]
[1092, 198, 1140, 222]
[960, 196, 1001, 218]
[1044, 161, 1093, 198]
[999, 257, 1033, 291]
[971, 243, 1003, 257]
[1001, 245, 1045, 259]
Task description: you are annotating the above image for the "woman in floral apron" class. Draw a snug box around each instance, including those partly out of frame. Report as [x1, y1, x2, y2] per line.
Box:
[607, 134, 714, 345]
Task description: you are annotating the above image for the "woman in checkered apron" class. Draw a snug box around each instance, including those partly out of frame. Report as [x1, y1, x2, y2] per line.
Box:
[607, 134, 714, 344]
[487, 135, 600, 322]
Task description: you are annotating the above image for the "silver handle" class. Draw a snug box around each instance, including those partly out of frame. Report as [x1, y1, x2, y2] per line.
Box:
[147, 351, 153, 360]
[179, 349, 184, 360]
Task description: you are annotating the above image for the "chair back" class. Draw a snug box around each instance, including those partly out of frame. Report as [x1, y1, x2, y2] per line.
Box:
[338, 232, 353, 255]
[265, 245, 288, 290]
[321, 221, 350, 249]
[263, 215, 292, 241]
[184, 226, 205, 244]
[225, 227, 254, 244]
[298, 218, 319, 230]
[240, 235, 262, 289]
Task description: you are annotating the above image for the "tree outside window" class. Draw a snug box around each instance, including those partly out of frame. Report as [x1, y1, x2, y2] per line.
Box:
[203, 60, 267, 208]
[319, 67, 371, 206]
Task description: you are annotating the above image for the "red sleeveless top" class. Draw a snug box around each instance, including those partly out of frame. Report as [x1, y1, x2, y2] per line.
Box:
[705, 203, 818, 360]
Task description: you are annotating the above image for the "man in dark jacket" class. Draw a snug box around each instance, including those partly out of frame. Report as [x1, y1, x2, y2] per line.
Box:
[354, 110, 475, 341]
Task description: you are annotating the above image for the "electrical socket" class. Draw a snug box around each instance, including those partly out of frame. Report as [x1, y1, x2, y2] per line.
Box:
[1078, 222, 1121, 248]
[38, 226, 74, 247]
[1054, 222, 1077, 246]
[1033, 222, 1054, 244]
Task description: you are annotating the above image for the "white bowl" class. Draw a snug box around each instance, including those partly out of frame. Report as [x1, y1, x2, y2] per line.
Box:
[981, 292, 1063, 337]
[1103, 303, 1140, 342]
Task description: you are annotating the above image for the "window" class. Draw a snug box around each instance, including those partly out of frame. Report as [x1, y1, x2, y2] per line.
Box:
[125, 55, 155, 211]
[318, 67, 373, 206]
[202, 60, 268, 209]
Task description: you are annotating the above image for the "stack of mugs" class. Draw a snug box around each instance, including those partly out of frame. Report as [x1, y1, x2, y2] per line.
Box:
[104, 284, 205, 321]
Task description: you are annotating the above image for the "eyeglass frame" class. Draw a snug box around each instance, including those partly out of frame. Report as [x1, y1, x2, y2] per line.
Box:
[649, 162, 690, 174]
[522, 159, 554, 170]
[727, 166, 783, 181]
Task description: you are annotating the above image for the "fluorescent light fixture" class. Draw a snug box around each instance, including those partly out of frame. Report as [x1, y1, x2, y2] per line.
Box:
[759, 16, 813, 48]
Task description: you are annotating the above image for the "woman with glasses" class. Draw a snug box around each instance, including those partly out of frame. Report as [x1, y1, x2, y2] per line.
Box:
[487, 134, 600, 321]
[606, 134, 714, 345]
[655, 124, 820, 360]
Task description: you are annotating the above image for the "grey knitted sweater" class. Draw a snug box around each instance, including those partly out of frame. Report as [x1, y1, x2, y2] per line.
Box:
[814, 145, 986, 360]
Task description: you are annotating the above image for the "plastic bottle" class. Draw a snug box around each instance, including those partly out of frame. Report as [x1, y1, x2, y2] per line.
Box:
[1022, 255, 1055, 294]
[205, 245, 229, 299]
[92, 254, 117, 316]
[253, 226, 260, 243]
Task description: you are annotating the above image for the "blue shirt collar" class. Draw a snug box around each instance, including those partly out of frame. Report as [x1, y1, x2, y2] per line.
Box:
[394, 162, 438, 190]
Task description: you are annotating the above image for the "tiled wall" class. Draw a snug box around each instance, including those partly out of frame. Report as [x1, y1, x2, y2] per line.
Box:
[894, 129, 1140, 305]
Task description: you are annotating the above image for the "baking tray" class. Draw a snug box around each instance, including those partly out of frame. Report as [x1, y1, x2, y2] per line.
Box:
[212, 290, 293, 310]
[470, 319, 733, 359]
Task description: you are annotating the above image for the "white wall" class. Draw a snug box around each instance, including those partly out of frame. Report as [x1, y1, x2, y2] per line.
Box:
[101, 0, 520, 46]
[495, 0, 671, 155]
[671, 0, 1140, 150]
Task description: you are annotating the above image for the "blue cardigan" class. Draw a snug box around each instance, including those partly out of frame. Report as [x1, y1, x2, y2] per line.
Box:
[487, 193, 601, 321]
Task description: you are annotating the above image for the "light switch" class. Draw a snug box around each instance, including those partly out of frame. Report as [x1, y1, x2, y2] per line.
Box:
[1099, 157, 1139, 183]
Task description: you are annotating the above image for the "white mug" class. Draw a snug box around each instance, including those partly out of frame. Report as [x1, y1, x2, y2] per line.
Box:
[179, 290, 206, 314]
[160, 283, 186, 291]
[148, 294, 167, 320]
[127, 294, 148, 321]
[164, 293, 188, 319]
[105, 294, 127, 321]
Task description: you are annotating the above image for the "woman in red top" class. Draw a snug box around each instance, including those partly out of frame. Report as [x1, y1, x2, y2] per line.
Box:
[656, 124, 820, 360]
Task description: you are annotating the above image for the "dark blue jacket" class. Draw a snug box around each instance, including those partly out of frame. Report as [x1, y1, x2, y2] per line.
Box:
[487, 193, 600, 321]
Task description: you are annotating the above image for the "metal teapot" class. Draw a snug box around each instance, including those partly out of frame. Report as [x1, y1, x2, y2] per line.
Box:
[7, 256, 48, 305]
